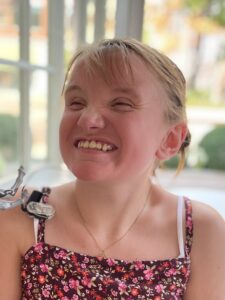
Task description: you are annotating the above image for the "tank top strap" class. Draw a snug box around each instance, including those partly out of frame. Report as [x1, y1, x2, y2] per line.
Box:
[33, 189, 49, 244]
[184, 198, 193, 256]
[35, 218, 46, 243]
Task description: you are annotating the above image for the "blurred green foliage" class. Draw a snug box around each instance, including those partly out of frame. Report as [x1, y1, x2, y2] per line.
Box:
[187, 89, 225, 107]
[184, 0, 225, 26]
[199, 126, 225, 170]
[0, 114, 18, 161]
[164, 155, 179, 169]
[164, 126, 225, 171]
[187, 89, 210, 106]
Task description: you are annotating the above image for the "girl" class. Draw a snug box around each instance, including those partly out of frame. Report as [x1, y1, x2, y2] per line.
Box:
[0, 38, 225, 299]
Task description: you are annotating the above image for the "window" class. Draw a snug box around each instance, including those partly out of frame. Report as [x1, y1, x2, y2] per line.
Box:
[0, 0, 144, 181]
[0, 0, 64, 178]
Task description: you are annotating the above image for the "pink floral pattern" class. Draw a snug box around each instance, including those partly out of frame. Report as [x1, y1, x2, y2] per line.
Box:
[21, 199, 193, 299]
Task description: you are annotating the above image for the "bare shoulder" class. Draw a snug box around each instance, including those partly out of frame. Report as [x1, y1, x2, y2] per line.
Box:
[191, 200, 225, 249]
[0, 202, 35, 253]
[192, 199, 224, 221]
[0, 186, 38, 263]
[184, 200, 225, 299]
[0, 185, 39, 243]
[0, 203, 34, 298]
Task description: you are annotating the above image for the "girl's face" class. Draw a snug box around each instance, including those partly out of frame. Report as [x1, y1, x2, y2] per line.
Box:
[60, 53, 170, 184]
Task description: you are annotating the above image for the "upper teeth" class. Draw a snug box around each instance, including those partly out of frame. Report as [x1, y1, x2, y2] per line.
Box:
[77, 140, 113, 151]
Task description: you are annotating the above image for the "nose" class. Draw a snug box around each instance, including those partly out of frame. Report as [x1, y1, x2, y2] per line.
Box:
[76, 105, 106, 130]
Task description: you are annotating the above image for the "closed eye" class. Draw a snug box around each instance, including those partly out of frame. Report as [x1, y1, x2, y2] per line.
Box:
[66, 99, 86, 110]
[111, 99, 134, 112]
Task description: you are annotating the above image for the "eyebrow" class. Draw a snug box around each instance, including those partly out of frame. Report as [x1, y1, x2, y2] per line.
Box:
[111, 87, 140, 98]
[65, 85, 139, 97]
[64, 84, 83, 95]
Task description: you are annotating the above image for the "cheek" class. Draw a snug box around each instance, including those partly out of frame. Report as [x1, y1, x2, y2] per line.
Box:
[59, 119, 66, 157]
[60, 112, 76, 136]
[59, 113, 75, 150]
[133, 119, 165, 155]
[59, 116, 67, 143]
[120, 123, 153, 159]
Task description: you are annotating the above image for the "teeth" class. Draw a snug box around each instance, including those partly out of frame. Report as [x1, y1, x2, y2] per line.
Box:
[77, 140, 113, 152]
[83, 141, 89, 148]
[96, 142, 102, 150]
[89, 141, 96, 149]
[102, 144, 109, 151]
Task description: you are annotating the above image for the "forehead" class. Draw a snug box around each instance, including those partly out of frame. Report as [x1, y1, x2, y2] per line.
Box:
[67, 51, 161, 90]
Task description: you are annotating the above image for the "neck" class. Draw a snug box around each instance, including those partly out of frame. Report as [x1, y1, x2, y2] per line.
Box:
[71, 177, 152, 238]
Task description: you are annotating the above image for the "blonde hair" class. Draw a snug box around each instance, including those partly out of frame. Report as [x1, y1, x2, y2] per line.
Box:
[62, 38, 191, 173]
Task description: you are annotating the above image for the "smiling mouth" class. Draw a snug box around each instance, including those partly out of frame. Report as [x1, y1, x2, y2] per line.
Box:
[76, 140, 116, 152]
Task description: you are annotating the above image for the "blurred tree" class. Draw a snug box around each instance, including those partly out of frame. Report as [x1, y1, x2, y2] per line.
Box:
[184, 0, 225, 88]
[199, 126, 225, 170]
[0, 114, 18, 161]
[185, 0, 225, 25]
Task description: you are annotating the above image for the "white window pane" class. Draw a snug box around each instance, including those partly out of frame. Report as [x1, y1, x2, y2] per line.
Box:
[105, 0, 117, 38]
[30, 70, 47, 163]
[30, 0, 48, 66]
[0, 0, 19, 61]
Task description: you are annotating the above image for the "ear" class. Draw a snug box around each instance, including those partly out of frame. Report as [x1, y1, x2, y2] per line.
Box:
[156, 123, 188, 161]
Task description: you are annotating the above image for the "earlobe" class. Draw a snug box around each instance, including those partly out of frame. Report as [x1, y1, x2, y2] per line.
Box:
[156, 123, 188, 161]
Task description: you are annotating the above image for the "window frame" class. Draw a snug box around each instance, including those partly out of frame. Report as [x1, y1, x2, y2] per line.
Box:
[0, 0, 64, 173]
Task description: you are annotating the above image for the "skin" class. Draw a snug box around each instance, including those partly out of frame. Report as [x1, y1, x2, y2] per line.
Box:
[0, 52, 224, 299]
[60, 56, 170, 184]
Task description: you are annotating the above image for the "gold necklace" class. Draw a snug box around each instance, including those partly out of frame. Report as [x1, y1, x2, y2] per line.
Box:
[75, 188, 151, 258]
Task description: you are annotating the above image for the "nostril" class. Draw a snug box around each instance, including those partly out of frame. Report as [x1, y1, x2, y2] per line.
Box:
[89, 125, 102, 129]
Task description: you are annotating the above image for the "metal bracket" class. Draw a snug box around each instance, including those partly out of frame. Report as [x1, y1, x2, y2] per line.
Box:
[0, 166, 55, 219]
[0, 166, 25, 198]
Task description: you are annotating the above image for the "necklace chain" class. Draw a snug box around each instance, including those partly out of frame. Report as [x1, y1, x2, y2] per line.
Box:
[75, 188, 151, 258]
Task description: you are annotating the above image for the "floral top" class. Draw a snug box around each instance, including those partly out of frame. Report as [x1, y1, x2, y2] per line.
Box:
[21, 198, 193, 300]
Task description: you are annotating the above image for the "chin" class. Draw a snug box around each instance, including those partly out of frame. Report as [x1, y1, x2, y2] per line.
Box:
[69, 165, 112, 183]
